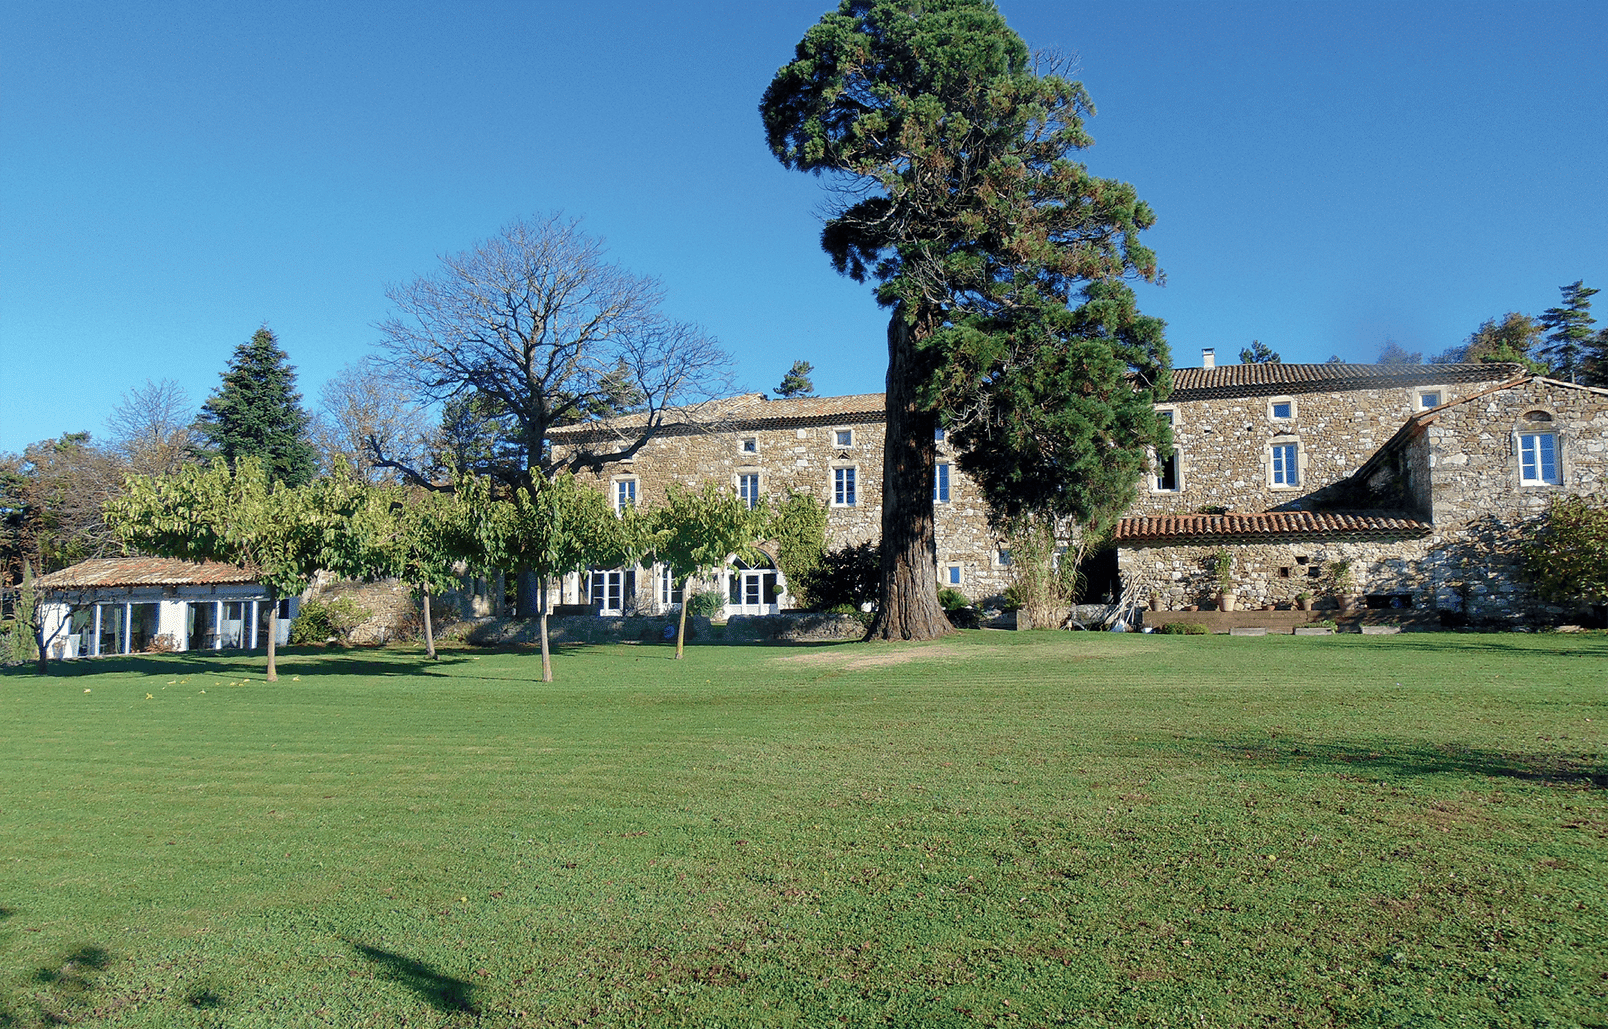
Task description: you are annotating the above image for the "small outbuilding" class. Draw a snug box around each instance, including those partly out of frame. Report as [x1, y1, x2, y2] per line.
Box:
[34, 557, 298, 659]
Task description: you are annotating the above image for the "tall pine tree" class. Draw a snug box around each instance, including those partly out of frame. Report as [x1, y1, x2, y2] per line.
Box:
[1538, 280, 1599, 384]
[196, 327, 318, 486]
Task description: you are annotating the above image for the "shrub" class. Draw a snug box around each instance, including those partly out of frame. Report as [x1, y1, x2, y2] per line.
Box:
[797, 540, 879, 612]
[687, 590, 726, 618]
[1522, 495, 1608, 603]
[1156, 622, 1209, 635]
[936, 587, 970, 611]
[773, 492, 827, 606]
[288, 597, 371, 645]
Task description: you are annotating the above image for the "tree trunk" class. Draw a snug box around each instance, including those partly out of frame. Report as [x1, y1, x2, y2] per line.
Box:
[675, 574, 691, 659]
[517, 568, 541, 619]
[421, 582, 437, 660]
[866, 309, 953, 641]
[32, 620, 48, 676]
[265, 596, 279, 682]
[538, 575, 552, 682]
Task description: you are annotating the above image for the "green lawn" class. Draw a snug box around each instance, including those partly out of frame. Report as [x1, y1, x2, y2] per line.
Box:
[2, 632, 1605, 1027]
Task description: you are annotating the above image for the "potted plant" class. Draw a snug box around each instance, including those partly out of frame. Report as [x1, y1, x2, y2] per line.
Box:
[1149, 590, 1164, 611]
[1212, 548, 1237, 612]
[1326, 559, 1360, 610]
[1295, 590, 1313, 611]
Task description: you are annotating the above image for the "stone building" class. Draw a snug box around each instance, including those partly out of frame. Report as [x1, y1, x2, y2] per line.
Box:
[1115, 363, 1608, 624]
[551, 352, 1606, 626]
[548, 392, 1010, 617]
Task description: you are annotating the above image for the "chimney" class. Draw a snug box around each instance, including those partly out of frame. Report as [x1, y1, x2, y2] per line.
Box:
[1202, 348, 1215, 369]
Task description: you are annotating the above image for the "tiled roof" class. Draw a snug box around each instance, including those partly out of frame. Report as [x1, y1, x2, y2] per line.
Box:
[35, 557, 260, 589]
[1113, 510, 1433, 544]
[1169, 362, 1521, 401]
[549, 392, 889, 443]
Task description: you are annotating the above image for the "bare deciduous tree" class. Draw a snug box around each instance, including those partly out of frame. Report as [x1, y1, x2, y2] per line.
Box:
[106, 379, 198, 477]
[374, 214, 733, 490]
[313, 359, 433, 482]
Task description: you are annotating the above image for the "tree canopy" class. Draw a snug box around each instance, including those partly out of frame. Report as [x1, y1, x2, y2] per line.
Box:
[648, 482, 772, 658]
[762, 0, 1169, 637]
[1432, 312, 1546, 372]
[1538, 280, 1599, 384]
[195, 327, 318, 487]
[775, 360, 816, 399]
[1239, 340, 1280, 364]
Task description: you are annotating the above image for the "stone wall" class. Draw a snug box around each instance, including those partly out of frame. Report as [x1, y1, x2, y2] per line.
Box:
[1133, 372, 1513, 518]
[553, 407, 1011, 607]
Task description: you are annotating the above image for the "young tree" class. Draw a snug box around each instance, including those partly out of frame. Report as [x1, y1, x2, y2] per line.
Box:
[348, 486, 460, 659]
[373, 214, 734, 614]
[1238, 340, 1280, 364]
[775, 360, 816, 399]
[106, 379, 198, 476]
[106, 458, 366, 681]
[1537, 280, 1600, 383]
[195, 327, 319, 487]
[762, 0, 1168, 640]
[648, 482, 771, 659]
[1522, 495, 1608, 605]
[450, 472, 629, 681]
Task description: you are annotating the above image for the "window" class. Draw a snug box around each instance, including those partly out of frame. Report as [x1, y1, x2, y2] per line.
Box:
[1518, 432, 1560, 484]
[1418, 391, 1442, 409]
[934, 462, 950, 502]
[741, 437, 757, 453]
[944, 564, 962, 587]
[589, 569, 634, 614]
[834, 428, 854, 447]
[613, 479, 637, 512]
[1271, 400, 1294, 420]
[996, 548, 1012, 568]
[1157, 409, 1174, 425]
[1271, 442, 1299, 486]
[737, 472, 761, 509]
[934, 427, 946, 442]
[1154, 450, 1180, 491]
[658, 565, 683, 606]
[833, 466, 857, 506]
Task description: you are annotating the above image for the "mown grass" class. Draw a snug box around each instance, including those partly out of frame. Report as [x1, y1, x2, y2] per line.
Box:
[2, 631, 1605, 1027]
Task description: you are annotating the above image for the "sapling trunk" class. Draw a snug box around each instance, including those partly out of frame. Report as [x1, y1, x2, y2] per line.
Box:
[421, 582, 437, 660]
[265, 597, 279, 682]
[539, 575, 552, 682]
[675, 575, 691, 660]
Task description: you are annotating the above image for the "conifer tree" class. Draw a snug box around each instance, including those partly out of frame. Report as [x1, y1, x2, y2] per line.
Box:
[775, 360, 816, 399]
[762, 0, 1169, 640]
[1238, 340, 1280, 364]
[1538, 280, 1599, 384]
[196, 327, 318, 486]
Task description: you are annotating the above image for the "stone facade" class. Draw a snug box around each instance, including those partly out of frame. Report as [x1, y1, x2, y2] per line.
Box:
[1118, 373, 1608, 626]
[549, 393, 1010, 615]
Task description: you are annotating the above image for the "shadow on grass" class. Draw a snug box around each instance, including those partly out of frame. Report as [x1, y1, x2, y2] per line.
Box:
[350, 941, 479, 1014]
[0, 648, 477, 680]
[1205, 734, 1607, 789]
[4, 945, 115, 1026]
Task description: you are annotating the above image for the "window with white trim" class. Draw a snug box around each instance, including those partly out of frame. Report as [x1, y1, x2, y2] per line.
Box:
[934, 462, 950, 503]
[657, 565, 683, 606]
[737, 472, 761, 509]
[1271, 442, 1300, 487]
[834, 428, 854, 447]
[589, 569, 634, 615]
[944, 563, 962, 587]
[740, 437, 758, 453]
[613, 478, 637, 512]
[1417, 390, 1442, 410]
[995, 548, 1012, 568]
[833, 466, 857, 506]
[1518, 432, 1560, 484]
[1270, 399, 1295, 421]
[1154, 450, 1180, 492]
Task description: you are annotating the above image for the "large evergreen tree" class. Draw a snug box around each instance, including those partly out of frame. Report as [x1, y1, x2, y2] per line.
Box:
[196, 327, 318, 486]
[1538, 280, 1599, 383]
[762, 0, 1169, 639]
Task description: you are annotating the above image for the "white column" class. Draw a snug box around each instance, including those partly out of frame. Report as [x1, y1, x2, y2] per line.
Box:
[122, 602, 132, 654]
[248, 601, 258, 649]
[214, 601, 223, 649]
[92, 605, 102, 656]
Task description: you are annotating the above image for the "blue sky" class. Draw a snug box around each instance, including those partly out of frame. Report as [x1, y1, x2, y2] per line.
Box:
[3, 0, 1604, 453]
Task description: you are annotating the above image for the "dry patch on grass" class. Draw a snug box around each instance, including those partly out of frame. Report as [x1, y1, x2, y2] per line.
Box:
[773, 644, 965, 671]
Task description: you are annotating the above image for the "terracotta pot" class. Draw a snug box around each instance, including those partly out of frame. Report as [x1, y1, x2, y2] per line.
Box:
[1184, 605, 1199, 612]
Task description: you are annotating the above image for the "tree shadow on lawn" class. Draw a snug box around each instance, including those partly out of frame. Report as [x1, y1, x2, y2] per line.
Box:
[349, 941, 479, 1015]
[1, 649, 478, 681]
[1196, 734, 1606, 789]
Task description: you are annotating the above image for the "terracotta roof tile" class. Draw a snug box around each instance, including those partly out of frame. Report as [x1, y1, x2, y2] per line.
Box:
[1113, 510, 1432, 544]
[35, 557, 260, 589]
[1169, 362, 1521, 400]
[549, 392, 889, 443]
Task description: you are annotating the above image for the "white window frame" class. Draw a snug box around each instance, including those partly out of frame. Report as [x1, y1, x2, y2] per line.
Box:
[612, 477, 638, 513]
[833, 427, 854, 448]
[934, 462, 951, 503]
[657, 564, 683, 607]
[1516, 431, 1561, 486]
[832, 465, 858, 506]
[1269, 440, 1301, 489]
[1154, 405, 1178, 428]
[736, 471, 762, 509]
[589, 569, 630, 615]
[994, 548, 1012, 569]
[943, 563, 963, 587]
[740, 436, 758, 453]
[1269, 397, 1296, 422]
[1415, 387, 1446, 411]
